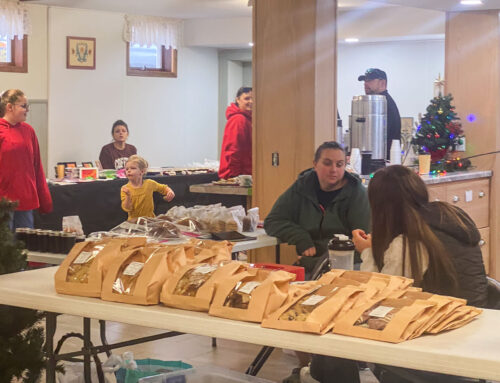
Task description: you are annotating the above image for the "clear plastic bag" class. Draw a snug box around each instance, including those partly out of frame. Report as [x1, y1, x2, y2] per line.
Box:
[62, 215, 84, 236]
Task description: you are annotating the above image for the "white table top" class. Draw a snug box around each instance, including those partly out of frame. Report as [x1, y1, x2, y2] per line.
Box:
[27, 230, 278, 265]
[1, 267, 500, 380]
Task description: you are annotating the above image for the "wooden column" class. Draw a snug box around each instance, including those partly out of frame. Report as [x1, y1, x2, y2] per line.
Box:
[252, 0, 337, 264]
[445, 10, 500, 278]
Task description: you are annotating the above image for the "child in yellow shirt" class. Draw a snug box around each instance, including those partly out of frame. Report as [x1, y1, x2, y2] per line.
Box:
[121, 155, 175, 221]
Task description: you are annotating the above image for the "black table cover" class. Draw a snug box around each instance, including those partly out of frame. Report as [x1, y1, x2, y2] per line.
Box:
[34, 173, 246, 234]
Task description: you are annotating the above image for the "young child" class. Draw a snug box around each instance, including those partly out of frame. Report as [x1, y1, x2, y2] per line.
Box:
[121, 155, 175, 222]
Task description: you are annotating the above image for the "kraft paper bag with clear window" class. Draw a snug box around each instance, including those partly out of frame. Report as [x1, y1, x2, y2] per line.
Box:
[209, 268, 295, 323]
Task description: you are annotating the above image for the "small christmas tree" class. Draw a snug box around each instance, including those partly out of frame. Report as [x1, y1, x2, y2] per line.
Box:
[412, 94, 464, 162]
[0, 198, 46, 382]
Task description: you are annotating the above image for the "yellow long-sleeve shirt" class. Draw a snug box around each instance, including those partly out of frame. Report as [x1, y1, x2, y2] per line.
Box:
[120, 179, 170, 220]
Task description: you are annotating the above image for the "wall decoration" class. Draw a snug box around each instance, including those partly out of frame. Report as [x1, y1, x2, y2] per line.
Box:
[66, 36, 96, 69]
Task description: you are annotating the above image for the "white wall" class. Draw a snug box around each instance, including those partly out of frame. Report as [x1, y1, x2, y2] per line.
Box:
[242, 62, 252, 87]
[337, 39, 445, 127]
[47, 6, 219, 168]
[184, 17, 252, 48]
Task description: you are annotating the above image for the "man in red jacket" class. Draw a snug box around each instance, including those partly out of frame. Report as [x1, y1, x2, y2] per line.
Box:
[219, 87, 252, 179]
[0, 89, 52, 230]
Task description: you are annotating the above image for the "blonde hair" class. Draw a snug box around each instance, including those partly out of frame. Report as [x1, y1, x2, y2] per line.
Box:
[0, 89, 25, 117]
[126, 155, 148, 171]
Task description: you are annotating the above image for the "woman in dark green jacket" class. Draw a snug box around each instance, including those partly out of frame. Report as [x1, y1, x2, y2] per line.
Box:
[264, 141, 370, 278]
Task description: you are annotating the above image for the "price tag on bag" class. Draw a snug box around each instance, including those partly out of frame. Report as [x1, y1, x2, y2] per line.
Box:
[369, 305, 394, 318]
[301, 295, 326, 306]
[123, 262, 144, 276]
[73, 251, 93, 264]
[238, 281, 261, 294]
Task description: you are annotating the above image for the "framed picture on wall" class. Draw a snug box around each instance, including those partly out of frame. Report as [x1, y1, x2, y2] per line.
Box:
[67, 36, 96, 69]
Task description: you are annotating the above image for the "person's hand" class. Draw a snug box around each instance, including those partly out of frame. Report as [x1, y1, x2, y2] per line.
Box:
[122, 186, 131, 197]
[352, 229, 372, 253]
[164, 189, 175, 202]
[301, 247, 316, 257]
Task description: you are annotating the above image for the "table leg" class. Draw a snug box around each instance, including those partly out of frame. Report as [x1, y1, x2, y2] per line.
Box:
[99, 320, 111, 357]
[246, 346, 275, 376]
[83, 317, 91, 383]
[275, 244, 280, 264]
[45, 312, 57, 383]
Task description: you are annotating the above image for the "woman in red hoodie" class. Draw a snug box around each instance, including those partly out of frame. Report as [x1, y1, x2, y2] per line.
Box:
[218, 87, 252, 179]
[0, 89, 52, 230]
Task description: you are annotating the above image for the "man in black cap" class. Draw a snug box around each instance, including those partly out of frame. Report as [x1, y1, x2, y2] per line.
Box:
[358, 68, 401, 160]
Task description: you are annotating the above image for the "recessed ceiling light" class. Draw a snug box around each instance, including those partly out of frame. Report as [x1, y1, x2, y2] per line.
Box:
[460, 0, 483, 5]
[345, 38, 359, 43]
[248, 42, 254, 47]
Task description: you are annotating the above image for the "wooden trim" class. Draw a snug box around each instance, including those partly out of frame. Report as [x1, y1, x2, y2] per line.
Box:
[0, 36, 27, 73]
[126, 42, 177, 78]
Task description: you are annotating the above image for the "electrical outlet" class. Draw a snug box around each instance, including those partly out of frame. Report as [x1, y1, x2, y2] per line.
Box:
[456, 137, 466, 152]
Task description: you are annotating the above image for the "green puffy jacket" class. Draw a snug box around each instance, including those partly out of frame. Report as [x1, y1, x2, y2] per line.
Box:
[264, 169, 370, 273]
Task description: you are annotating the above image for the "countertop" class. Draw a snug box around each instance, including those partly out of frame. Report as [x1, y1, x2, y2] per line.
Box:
[420, 170, 492, 185]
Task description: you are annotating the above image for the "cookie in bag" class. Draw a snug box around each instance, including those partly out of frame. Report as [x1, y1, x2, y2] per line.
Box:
[54, 237, 145, 297]
[209, 268, 294, 323]
[161, 261, 246, 311]
[101, 244, 188, 305]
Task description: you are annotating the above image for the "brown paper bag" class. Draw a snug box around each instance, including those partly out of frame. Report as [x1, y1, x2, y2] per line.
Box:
[426, 305, 482, 334]
[209, 268, 295, 322]
[262, 283, 365, 334]
[161, 261, 246, 311]
[390, 291, 466, 338]
[54, 237, 146, 297]
[101, 244, 184, 305]
[341, 270, 413, 299]
[334, 298, 436, 343]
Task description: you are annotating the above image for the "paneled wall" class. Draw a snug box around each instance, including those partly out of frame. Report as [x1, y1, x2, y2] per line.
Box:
[252, 0, 337, 264]
[445, 10, 500, 277]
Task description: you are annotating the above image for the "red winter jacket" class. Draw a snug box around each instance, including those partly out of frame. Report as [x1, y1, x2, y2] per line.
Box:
[218, 103, 252, 179]
[0, 118, 52, 213]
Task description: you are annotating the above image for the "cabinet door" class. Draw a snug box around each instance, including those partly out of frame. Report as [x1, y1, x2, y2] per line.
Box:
[446, 179, 489, 228]
[427, 184, 446, 202]
[478, 227, 490, 275]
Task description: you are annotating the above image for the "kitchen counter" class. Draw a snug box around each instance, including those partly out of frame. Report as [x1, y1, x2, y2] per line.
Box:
[421, 170, 492, 184]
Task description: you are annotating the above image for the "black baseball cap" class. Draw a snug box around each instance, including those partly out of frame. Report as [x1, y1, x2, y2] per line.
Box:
[358, 68, 387, 81]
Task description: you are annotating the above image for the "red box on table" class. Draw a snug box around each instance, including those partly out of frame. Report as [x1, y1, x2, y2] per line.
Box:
[251, 263, 305, 281]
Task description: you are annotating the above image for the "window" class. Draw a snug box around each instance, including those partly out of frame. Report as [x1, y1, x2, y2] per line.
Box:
[127, 42, 177, 78]
[0, 35, 27, 73]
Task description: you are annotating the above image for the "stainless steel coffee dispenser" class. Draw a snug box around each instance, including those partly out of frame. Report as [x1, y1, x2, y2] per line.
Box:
[349, 95, 387, 174]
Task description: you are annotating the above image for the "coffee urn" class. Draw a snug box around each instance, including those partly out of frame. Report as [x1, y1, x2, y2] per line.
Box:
[349, 95, 387, 174]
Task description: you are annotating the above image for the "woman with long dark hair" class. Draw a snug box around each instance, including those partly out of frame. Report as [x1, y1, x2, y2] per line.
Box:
[354, 165, 487, 306]
[309, 165, 487, 383]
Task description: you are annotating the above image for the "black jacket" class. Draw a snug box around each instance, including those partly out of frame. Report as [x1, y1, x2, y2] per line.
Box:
[422, 203, 488, 308]
[381, 90, 401, 160]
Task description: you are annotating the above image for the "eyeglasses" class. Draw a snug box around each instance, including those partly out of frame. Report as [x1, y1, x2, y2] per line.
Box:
[15, 103, 30, 110]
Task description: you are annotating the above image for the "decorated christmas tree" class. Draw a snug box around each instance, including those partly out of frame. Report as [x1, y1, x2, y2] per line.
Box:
[412, 93, 464, 162]
[0, 198, 46, 382]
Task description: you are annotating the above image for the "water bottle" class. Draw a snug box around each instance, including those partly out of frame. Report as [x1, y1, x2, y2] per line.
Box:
[328, 234, 355, 270]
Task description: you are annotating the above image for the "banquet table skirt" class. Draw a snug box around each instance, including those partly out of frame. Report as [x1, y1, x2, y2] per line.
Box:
[34, 173, 246, 234]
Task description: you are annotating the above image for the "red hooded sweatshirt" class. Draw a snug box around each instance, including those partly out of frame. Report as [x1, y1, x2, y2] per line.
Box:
[218, 103, 252, 179]
[0, 118, 52, 213]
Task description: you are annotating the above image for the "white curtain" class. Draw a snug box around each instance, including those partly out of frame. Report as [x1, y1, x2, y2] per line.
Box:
[0, 0, 31, 39]
[123, 15, 183, 48]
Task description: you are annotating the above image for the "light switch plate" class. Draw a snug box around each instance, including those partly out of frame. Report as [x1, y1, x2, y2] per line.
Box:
[465, 190, 473, 202]
[456, 137, 466, 152]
